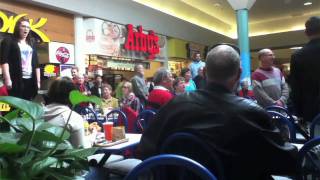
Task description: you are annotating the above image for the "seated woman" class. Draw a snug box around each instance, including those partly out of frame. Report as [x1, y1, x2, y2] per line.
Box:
[43, 77, 85, 148]
[101, 83, 119, 115]
[120, 81, 141, 113]
[120, 81, 141, 132]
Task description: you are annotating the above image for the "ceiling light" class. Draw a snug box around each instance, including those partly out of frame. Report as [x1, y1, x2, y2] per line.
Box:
[304, 2, 312, 6]
[290, 47, 302, 50]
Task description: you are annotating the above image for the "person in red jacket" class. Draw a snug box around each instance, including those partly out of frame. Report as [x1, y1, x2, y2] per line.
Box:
[147, 68, 174, 110]
[237, 80, 255, 100]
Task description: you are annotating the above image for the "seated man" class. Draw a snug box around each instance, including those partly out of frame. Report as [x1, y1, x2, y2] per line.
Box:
[137, 44, 297, 179]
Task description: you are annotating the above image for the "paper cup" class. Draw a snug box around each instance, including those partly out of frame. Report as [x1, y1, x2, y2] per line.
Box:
[103, 122, 113, 142]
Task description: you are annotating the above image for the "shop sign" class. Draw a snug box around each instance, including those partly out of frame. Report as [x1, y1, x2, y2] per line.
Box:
[56, 47, 70, 64]
[0, 11, 50, 42]
[49, 42, 74, 64]
[124, 24, 160, 60]
[43, 64, 59, 77]
[0, 102, 10, 112]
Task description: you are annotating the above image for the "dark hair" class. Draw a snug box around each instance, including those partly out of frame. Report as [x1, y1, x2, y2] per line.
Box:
[206, 44, 240, 82]
[180, 68, 190, 77]
[13, 18, 33, 45]
[305, 16, 320, 36]
[47, 77, 77, 106]
[173, 77, 185, 88]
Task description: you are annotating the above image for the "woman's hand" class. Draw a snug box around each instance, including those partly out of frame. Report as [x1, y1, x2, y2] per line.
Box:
[5, 78, 12, 90]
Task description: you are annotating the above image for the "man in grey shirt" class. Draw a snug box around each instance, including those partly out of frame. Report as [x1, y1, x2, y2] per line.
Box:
[131, 64, 149, 105]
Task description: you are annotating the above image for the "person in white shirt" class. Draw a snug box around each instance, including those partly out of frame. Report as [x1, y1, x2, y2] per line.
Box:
[43, 77, 85, 148]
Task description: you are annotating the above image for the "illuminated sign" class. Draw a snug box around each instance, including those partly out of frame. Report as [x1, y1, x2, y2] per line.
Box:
[0, 102, 10, 111]
[56, 47, 70, 64]
[124, 24, 160, 60]
[43, 64, 59, 77]
[0, 11, 50, 42]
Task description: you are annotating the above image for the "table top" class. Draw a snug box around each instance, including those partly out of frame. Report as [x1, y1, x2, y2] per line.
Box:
[99, 133, 142, 151]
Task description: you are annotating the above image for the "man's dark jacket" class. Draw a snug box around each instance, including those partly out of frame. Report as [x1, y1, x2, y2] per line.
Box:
[137, 83, 297, 180]
[290, 38, 320, 122]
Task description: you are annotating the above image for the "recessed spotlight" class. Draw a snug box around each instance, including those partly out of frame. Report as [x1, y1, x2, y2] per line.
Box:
[304, 2, 312, 6]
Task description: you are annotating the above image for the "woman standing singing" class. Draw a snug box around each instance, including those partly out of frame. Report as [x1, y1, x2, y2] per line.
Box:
[0, 18, 40, 100]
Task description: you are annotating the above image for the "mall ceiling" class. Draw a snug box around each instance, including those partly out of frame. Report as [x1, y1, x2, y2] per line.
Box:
[133, 0, 320, 39]
[133, 0, 320, 62]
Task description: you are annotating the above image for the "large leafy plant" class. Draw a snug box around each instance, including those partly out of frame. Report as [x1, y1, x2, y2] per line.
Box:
[0, 90, 101, 179]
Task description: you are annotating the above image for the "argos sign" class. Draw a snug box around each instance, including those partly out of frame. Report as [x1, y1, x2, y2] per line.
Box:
[49, 42, 74, 64]
[0, 11, 50, 42]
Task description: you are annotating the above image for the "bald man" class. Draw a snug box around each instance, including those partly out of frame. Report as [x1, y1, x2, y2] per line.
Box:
[138, 44, 297, 180]
[252, 49, 289, 108]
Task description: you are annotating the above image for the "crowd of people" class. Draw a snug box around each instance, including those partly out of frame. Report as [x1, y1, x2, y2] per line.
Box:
[1, 15, 320, 179]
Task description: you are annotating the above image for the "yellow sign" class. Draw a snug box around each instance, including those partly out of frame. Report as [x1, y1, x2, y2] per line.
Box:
[0, 11, 50, 42]
[0, 102, 10, 111]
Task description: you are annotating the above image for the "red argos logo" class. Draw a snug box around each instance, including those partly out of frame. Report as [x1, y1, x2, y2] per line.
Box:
[55, 47, 70, 64]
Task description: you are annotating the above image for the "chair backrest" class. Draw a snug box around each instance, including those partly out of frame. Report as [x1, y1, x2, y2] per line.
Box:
[267, 111, 296, 142]
[124, 154, 217, 180]
[310, 113, 320, 139]
[265, 105, 295, 123]
[135, 109, 156, 133]
[297, 137, 320, 179]
[77, 106, 98, 123]
[160, 132, 224, 179]
[106, 109, 128, 132]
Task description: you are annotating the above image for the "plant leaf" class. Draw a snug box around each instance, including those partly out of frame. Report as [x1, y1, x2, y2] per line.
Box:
[0, 96, 43, 120]
[3, 109, 19, 121]
[0, 132, 20, 144]
[45, 126, 70, 141]
[30, 157, 58, 177]
[62, 148, 98, 160]
[0, 143, 25, 154]
[69, 90, 101, 107]
[18, 131, 65, 145]
[44, 170, 76, 180]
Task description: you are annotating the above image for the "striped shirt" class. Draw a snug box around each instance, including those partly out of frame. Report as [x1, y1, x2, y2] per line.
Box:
[252, 67, 289, 107]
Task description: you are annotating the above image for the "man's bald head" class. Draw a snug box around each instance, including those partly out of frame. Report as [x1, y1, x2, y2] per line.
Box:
[205, 45, 240, 83]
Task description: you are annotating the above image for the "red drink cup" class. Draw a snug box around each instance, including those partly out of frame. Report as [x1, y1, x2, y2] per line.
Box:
[103, 122, 113, 141]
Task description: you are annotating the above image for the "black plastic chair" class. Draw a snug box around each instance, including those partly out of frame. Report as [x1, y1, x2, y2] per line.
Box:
[268, 111, 297, 143]
[135, 109, 156, 133]
[297, 137, 320, 179]
[310, 113, 320, 139]
[124, 154, 217, 180]
[106, 109, 128, 132]
[160, 132, 224, 180]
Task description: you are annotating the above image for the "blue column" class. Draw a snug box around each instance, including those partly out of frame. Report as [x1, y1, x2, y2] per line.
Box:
[236, 9, 251, 84]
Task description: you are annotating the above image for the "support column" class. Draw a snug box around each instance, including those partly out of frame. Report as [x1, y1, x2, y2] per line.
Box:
[74, 15, 86, 75]
[236, 9, 251, 84]
[227, 0, 255, 85]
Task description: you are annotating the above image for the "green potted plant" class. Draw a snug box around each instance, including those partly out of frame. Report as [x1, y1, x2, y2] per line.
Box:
[0, 90, 101, 179]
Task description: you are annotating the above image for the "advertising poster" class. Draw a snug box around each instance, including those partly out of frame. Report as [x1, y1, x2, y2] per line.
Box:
[83, 18, 167, 61]
[49, 42, 75, 64]
[60, 64, 74, 78]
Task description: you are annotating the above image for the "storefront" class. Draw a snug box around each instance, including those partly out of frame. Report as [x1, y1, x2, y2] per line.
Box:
[82, 18, 167, 88]
[167, 38, 207, 77]
[0, 1, 75, 89]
